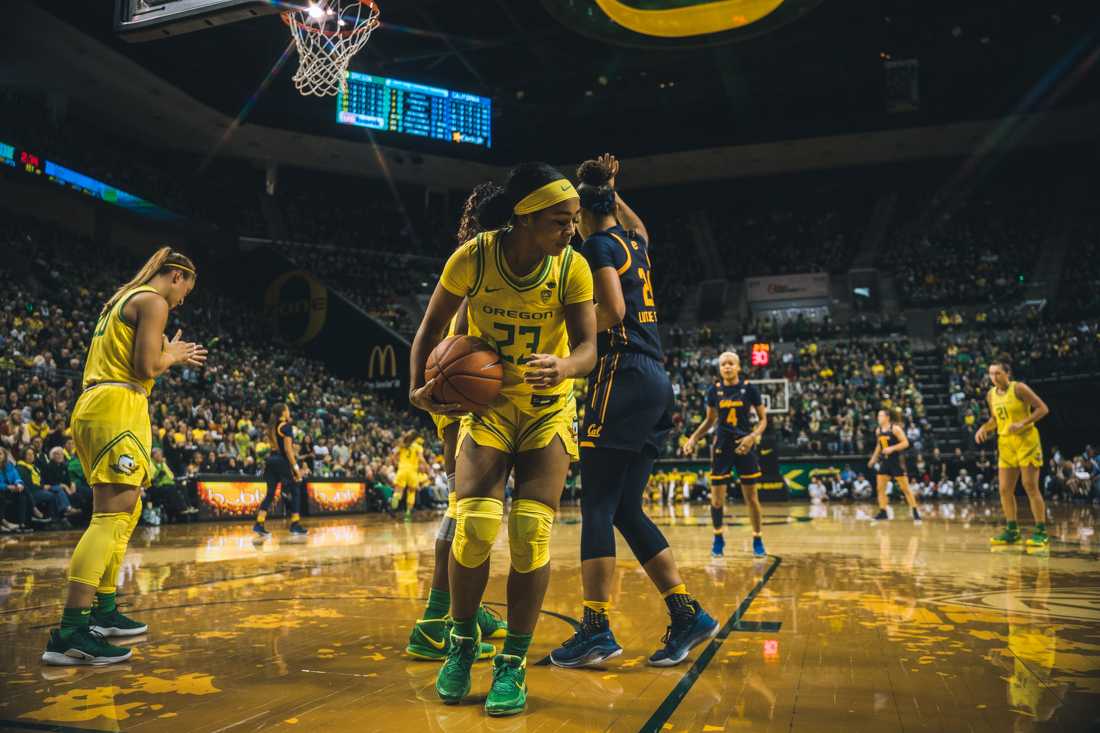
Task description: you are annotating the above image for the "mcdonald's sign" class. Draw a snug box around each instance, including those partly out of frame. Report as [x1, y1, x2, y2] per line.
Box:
[368, 344, 397, 379]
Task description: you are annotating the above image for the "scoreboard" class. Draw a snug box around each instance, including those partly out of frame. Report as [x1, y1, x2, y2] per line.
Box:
[337, 72, 492, 148]
[751, 342, 772, 367]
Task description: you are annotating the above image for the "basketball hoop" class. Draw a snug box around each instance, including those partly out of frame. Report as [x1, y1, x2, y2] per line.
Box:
[282, 0, 380, 97]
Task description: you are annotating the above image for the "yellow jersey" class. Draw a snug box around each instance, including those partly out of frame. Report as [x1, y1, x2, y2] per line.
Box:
[439, 230, 593, 410]
[397, 442, 423, 471]
[989, 382, 1037, 441]
[83, 285, 159, 394]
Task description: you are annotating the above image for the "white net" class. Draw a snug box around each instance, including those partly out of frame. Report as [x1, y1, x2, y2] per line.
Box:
[283, 0, 380, 97]
[747, 378, 790, 414]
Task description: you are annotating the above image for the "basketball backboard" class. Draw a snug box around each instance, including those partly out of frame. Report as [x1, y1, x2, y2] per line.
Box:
[114, 0, 280, 41]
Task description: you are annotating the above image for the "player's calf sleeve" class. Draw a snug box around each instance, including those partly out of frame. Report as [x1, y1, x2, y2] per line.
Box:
[509, 499, 555, 573]
[452, 497, 504, 568]
[69, 511, 132, 588]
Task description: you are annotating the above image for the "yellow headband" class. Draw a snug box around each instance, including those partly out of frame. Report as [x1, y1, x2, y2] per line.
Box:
[168, 263, 195, 276]
[513, 179, 579, 216]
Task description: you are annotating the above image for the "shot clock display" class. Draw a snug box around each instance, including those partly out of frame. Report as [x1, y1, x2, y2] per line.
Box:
[337, 72, 492, 148]
[751, 342, 772, 367]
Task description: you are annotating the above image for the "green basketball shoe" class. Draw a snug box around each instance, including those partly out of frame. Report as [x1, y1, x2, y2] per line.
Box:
[435, 628, 480, 703]
[406, 617, 495, 661]
[90, 607, 148, 637]
[42, 628, 132, 666]
[990, 526, 1021, 545]
[485, 654, 527, 717]
[477, 605, 508, 640]
[1026, 527, 1049, 548]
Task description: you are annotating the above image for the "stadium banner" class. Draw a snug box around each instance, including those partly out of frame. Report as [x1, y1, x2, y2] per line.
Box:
[745, 272, 829, 303]
[230, 243, 410, 395]
[307, 481, 368, 515]
[195, 480, 279, 520]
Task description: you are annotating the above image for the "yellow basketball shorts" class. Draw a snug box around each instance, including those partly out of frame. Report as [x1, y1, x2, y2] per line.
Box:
[394, 466, 420, 490]
[432, 413, 460, 441]
[459, 395, 578, 460]
[998, 435, 1042, 469]
[70, 386, 152, 488]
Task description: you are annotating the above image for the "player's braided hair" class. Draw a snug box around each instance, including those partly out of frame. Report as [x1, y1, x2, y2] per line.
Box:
[456, 182, 502, 244]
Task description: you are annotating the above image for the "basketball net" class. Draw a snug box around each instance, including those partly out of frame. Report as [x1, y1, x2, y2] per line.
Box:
[283, 0, 380, 97]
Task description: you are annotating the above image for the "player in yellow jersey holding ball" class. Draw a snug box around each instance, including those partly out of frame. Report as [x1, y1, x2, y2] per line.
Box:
[406, 184, 507, 664]
[42, 247, 205, 666]
[976, 358, 1050, 547]
[409, 163, 596, 717]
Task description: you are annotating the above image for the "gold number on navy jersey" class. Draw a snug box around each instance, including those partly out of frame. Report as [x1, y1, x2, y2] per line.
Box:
[726, 407, 738, 428]
[493, 322, 542, 364]
[638, 267, 655, 307]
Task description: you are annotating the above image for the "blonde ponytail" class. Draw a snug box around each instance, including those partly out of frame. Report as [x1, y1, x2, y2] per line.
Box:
[101, 246, 196, 317]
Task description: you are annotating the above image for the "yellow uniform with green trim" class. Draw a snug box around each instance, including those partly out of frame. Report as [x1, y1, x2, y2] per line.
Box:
[70, 286, 157, 488]
[431, 313, 463, 440]
[990, 382, 1042, 468]
[440, 230, 593, 459]
[394, 441, 424, 490]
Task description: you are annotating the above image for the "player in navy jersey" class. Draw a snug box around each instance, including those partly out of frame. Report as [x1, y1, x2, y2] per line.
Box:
[550, 154, 717, 670]
[682, 351, 768, 558]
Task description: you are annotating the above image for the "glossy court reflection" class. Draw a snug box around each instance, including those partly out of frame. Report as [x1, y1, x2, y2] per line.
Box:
[0, 502, 1098, 732]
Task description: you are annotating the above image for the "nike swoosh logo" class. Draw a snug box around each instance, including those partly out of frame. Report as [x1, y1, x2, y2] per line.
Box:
[485, 286, 502, 292]
[418, 627, 447, 650]
[559, 183, 570, 191]
[761, 449, 773, 455]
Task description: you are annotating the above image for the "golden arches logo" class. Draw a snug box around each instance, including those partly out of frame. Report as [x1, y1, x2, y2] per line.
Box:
[264, 270, 328, 346]
[368, 345, 398, 379]
[594, 0, 784, 38]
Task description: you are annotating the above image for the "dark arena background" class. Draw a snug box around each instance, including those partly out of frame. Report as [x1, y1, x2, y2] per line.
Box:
[1, 1, 1099, 731]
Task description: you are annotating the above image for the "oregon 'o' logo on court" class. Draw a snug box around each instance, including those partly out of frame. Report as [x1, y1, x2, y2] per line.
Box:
[264, 270, 328, 346]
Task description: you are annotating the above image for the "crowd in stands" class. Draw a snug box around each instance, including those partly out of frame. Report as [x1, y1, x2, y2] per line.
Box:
[1055, 214, 1100, 318]
[881, 183, 1047, 306]
[0, 217, 443, 533]
[277, 242, 437, 337]
[1046, 445, 1100, 503]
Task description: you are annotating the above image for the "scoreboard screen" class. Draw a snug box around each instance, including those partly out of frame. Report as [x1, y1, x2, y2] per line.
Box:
[337, 72, 492, 148]
[751, 342, 771, 367]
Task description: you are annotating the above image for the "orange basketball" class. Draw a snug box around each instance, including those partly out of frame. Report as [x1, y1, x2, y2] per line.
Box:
[425, 335, 504, 411]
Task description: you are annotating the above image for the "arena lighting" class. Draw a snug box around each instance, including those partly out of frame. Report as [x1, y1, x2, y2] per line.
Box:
[306, 3, 325, 20]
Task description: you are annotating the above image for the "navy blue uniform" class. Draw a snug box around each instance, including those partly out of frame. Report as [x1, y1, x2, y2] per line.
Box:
[707, 381, 763, 484]
[875, 426, 907, 478]
[579, 226, 672, 453]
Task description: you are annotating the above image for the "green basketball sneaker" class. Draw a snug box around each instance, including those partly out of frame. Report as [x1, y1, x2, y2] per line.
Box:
[477, 605, 508, 640]
[42, 628, 132, 666]
[990, 526, 1021, 545]
[435, 628, 480, 703]
[406, 617, 495, 661]
[90, 607, 148, 637]
[1026, 527, 1049, 547]
[485, 654, 527, 717]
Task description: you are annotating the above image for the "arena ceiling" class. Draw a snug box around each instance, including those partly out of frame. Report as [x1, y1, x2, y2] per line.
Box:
[26, 1, 1100, 162]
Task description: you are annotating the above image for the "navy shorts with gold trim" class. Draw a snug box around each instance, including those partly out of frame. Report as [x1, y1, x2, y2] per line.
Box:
[581, 352, 673, 454]
[710, 436, 762, 485]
